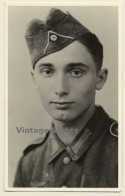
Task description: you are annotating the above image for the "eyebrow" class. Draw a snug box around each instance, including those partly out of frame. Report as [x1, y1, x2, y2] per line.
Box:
[37, 62, 88, 69]
[37, 63, 54, 68]
[67, 62, 88, 69]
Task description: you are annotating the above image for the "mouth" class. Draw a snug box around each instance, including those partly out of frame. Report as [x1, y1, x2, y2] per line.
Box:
[50, 101, 75, 109]
[51, 101, 75, 105]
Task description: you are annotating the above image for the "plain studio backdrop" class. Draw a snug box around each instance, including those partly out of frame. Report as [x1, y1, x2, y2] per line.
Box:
[8, 6, 118, 187]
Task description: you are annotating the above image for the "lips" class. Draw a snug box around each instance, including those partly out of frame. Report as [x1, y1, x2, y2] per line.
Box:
[51, 102, 74, 104]
[50, 101, 75, 109]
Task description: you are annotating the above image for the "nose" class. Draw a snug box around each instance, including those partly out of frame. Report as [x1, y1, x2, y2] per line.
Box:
[54, 74, 70, 96]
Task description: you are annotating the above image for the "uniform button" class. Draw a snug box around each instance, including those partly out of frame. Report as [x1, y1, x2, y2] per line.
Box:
[63, 157, 71, 164]
[50, 34, 57, 41]
[61, 185, 68, 188]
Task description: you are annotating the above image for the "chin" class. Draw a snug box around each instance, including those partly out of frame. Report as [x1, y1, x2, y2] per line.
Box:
[46, 108, 80, 122]
[52, 115, 69, 122]
[51, 113, 77, 122]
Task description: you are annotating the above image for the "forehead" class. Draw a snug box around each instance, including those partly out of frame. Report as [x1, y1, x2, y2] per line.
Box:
[35, 40, 96, 68]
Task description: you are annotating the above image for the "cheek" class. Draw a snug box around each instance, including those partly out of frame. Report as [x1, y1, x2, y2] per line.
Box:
[35, 79, 49, 99]
[73, 76, 97, 100]
[35, 78, 56, 109]
[79, 87, 95, 102]
[38, 86, 49, 100]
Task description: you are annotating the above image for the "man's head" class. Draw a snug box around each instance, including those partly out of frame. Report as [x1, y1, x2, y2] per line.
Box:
[25, 8, 108, 122]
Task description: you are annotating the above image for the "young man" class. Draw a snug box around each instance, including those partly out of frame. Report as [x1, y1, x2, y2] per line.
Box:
[13, 8, 118, 188]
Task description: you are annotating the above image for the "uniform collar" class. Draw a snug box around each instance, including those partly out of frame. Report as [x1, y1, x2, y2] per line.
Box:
[48, 106, 110, 164]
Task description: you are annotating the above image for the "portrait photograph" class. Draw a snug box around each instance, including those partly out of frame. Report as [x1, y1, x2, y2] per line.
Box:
[4, 2, 122, 193]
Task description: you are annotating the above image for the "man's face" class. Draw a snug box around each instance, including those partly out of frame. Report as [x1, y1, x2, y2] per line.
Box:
[32, 41, 102, 122]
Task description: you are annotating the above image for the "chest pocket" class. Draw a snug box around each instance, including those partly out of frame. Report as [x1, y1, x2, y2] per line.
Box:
[30, 171, 50, 187]
[30, 180, 49, 187]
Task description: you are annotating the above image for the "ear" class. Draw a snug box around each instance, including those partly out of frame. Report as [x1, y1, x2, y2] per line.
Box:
[30, 69, 35, 82]
[96, 68, 108, 90]
[30, 69, 38, 91]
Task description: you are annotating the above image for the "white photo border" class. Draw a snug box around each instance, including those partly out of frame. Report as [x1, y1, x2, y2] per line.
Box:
[4, 1, 123, 193]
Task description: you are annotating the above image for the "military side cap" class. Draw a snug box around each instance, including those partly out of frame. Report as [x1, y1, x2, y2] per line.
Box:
[25, 8, 91, 69]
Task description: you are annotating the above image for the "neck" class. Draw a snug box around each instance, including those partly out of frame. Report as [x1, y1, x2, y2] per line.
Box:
[52, 104, 96, 145]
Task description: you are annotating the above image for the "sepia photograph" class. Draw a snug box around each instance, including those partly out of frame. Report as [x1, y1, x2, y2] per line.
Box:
[4, 3, 122, 192]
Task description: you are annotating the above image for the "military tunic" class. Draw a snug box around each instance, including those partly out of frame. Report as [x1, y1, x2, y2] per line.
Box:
[13, 106, 118, 187]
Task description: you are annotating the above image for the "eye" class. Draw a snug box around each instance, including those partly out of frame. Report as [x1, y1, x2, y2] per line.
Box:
[41, 69, 54, 77]
[69, 69, 84, 77]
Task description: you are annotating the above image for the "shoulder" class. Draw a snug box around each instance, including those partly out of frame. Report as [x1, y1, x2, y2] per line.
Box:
[97, 106, 118, 152]
[14, 132, 50, 187]
[23, 131, 50, 155]
[109, 120, 118, 138]
[96, 106, 118, 138]
[102, 118, 118, 157]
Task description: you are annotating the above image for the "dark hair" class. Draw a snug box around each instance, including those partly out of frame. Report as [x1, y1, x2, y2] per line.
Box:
[77, 33, 103, 71]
